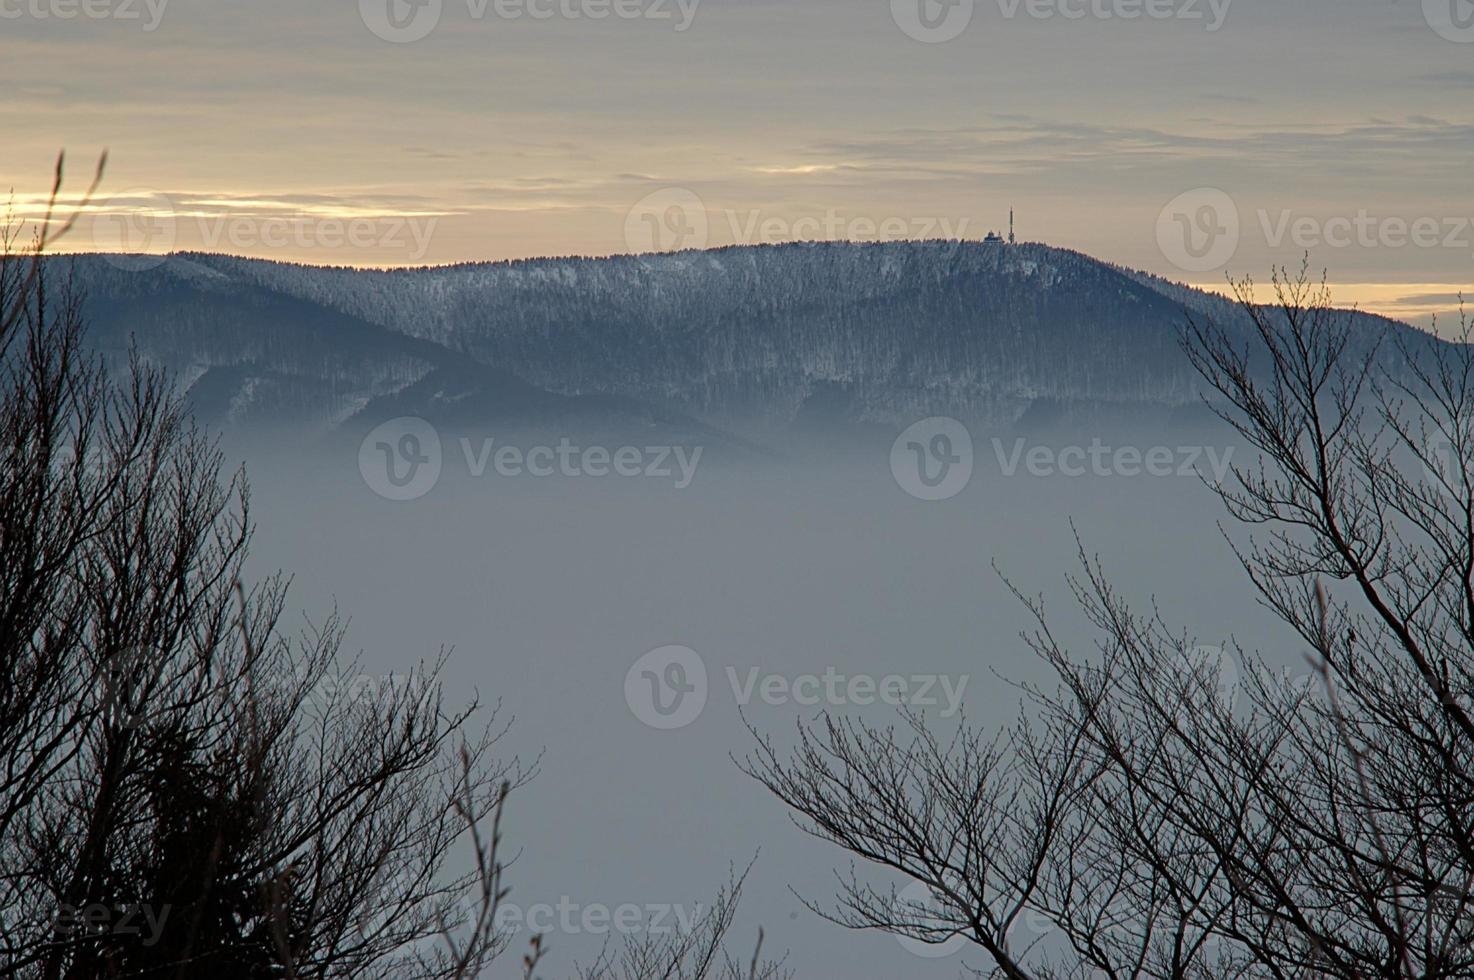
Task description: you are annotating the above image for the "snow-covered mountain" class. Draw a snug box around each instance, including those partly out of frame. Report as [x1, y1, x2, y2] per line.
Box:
[54, 241, 1420, 439]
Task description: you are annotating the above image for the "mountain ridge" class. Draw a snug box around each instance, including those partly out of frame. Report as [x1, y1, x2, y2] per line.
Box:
[48, 241, 1428, 440]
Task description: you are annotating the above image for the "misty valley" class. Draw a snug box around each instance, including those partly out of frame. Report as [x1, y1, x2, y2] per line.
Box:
[6, 2, 1474, 976]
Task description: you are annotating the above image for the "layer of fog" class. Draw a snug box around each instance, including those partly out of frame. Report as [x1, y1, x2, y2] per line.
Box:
[234, 417, 1292, 979]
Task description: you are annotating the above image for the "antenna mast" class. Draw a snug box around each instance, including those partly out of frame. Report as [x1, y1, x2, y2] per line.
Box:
[1009, 208, 1015, 245]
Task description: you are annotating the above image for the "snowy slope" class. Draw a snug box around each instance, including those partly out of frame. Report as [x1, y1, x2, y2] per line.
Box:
[53, 242, 1425, 436]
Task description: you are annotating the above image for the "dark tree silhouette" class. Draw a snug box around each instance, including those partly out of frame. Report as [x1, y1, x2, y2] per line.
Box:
[0, 160, 533, 980]
[746, 267, 1474, 979]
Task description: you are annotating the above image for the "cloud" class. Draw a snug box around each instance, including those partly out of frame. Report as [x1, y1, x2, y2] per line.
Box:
[1389, 292, 1467, 307]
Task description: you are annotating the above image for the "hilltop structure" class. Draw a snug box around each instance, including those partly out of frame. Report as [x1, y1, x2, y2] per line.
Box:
[983, 210, 1017, 244]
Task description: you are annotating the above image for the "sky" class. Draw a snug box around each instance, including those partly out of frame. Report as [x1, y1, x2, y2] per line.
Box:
[4, 0, 1473, 327]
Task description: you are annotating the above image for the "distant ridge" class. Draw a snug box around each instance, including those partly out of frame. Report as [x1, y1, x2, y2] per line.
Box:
[53, 241, 1427, 438]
